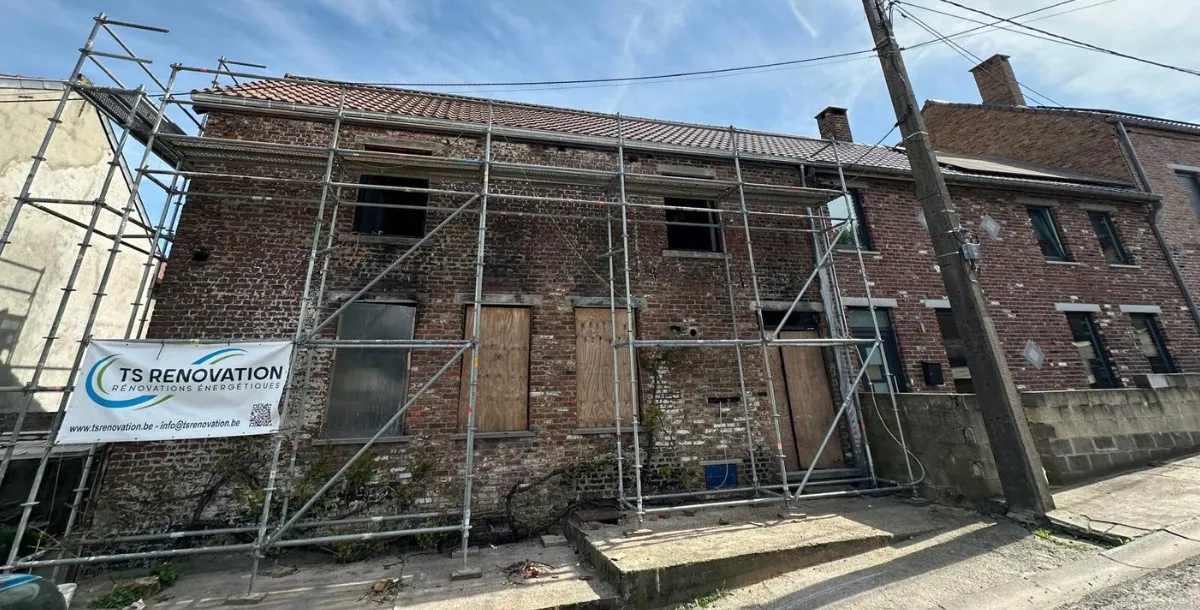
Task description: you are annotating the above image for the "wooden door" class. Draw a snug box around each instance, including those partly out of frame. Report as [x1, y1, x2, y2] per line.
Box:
[775, 330, 843, 470]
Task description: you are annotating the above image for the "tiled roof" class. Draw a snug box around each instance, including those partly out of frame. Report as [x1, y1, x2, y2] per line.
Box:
[196, 80, 1139, 195]
[924, 99, 1200, 136]
[198, 79, 912, 170]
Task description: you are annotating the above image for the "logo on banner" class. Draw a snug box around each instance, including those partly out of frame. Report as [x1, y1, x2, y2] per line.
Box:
[84, 347, 274, 409]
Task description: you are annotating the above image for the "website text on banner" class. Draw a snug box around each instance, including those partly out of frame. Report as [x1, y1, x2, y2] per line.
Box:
[56, 341, 294, 444]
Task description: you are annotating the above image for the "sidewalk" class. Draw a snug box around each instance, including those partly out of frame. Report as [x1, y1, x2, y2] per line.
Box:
[1047, 454, 1200, 542]
[705, 454, 1200, 609]
[944, 454, 1200, 609]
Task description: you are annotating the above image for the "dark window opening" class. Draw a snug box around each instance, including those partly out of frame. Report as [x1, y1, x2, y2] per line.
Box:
[933, 309, 974, 393]
[848, 307, 907, 393]
[1176, 171, 1200, 216]
[761, 310, 821, 332]
[1065, 312, 1119, 389]
[828, 190, 872, 250]
[324, 302, 414, 439]
[1130, 313, 1177, 374]
[1027, 206, 1068, 261]
[1088, 211, 1131, 265]
[665, 197, 723, 252]
[353, 174, 428, 238]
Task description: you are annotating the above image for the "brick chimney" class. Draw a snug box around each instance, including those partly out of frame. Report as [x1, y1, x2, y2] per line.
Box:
[815, 107, 853, 142]
[971, 54, 1026, 106]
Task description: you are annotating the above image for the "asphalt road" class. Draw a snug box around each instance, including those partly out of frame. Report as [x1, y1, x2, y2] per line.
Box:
[1060, 555, 1200, 610]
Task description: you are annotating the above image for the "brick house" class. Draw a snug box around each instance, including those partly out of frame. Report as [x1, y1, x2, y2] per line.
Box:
[88, 81, 1200, 534]
[924, 54, 1200, 334]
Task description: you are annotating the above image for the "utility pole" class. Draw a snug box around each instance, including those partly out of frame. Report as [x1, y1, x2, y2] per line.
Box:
[860, 0, 1054, 517]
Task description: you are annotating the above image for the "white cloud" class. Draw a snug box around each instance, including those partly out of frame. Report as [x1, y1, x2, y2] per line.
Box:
[787, 0, 821, 39]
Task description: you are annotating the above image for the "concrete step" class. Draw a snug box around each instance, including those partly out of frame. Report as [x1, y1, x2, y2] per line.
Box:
[567, 496, 945, 609]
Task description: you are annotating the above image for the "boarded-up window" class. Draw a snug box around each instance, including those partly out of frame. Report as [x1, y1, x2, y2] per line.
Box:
[575, 308, 635, 428]
[323, 303, 415, 439]
[459, 307, 530, 431]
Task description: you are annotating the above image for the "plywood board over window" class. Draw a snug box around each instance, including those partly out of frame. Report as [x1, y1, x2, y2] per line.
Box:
[459, 306, 531, 431]
[575, 308, 635, 427]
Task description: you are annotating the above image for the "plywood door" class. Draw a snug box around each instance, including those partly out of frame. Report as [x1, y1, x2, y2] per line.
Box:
[779, 330, 843, 469]
[459, 306, 530, 431]
[575, 308, 634, 427]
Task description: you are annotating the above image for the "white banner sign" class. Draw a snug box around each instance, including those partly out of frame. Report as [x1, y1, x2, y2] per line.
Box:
[57, 341, 294, 444]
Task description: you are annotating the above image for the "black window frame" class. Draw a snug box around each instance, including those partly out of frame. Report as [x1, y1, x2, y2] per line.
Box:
[830, 190, 873, 251]
[664, 197, 723, 253]
[1088, 211, 1131, 265]
[1175, 171, 1200, 216]
[352, 174, 430, 238]
[323, 301, 416, 439]
[1129, 312, 1177, 374]
[1027, 205, 1069, 262]
[1065, 312, 1119, 389]
[933, 308, 974, 393]
[848, 307, 908, 393]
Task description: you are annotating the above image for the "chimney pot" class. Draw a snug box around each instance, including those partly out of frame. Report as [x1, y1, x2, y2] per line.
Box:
[815, 106, 853, 142]
[971, 54, 1026, 106]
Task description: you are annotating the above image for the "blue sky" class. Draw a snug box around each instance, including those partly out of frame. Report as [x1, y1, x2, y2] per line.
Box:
[2, 0, 1198, 148]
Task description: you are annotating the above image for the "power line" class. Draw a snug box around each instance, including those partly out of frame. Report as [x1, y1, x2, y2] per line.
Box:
[904, 0, 1082, 50]
[894, 3, 1065, 106]
[337, 49, 878, 89]
[931, 0, 1200, 78]
[901, 1, 1099, 52]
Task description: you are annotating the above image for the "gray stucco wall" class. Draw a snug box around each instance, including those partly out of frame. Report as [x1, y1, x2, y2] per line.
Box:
[0, 84, 153, 416]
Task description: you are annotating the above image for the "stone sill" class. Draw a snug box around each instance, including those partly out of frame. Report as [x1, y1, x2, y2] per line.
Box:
[569, 426, 633, 435]
[340, 234, 424, 246]
[834, 248, 881, 256]
[1108, 263, 1141, 269]
[312, 435, 412, 445]
[662, 249, 729, 260]
[450, 430, 536, 440]
[1045, 260, 1083, 266]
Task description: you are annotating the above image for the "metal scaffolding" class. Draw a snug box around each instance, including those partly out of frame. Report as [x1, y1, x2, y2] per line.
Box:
[0, 13, 916, 590]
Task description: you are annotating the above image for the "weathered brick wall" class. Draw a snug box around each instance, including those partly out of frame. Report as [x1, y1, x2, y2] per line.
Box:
[922, 103, 1132, 182]
[90, 107, 1200, 536]
[833, 175, 1200, 393]
[92, 112, 844, 533]
[1125, 127, 1200, 309]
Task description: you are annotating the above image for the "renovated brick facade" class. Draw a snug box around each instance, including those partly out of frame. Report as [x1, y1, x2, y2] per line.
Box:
[923, 54, 1200, 322]
[88, 86, 1200, 537]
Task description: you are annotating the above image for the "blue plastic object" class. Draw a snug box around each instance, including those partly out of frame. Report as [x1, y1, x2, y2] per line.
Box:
[704, 462, 738, 490]
[0, 574, 68, 610]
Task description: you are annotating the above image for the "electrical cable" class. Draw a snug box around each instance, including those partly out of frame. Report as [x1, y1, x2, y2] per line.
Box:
[931, 0, 1200, 78]
[901, 1, 1100, 53]
[894, 4, 1065, 106]
[904, 0, 1085, 50]
[313, 49, 879, 89]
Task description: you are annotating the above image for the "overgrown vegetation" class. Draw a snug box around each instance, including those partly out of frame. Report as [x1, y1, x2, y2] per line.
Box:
[675, 588, 728, 609]
[89, 562, 179, 609]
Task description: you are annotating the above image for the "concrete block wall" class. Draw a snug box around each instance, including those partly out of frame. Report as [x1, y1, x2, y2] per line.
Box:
[875, 375, 1200, 506]
[864, 393, 1003, 505]
[1025, 380, 1200, 483]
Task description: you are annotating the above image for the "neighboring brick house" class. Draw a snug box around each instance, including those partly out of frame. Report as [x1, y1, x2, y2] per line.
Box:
[89, 81, 1200, 533]
[924, 53, 1200, 334]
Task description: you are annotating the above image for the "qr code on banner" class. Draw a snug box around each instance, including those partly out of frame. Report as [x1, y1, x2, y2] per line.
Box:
[249, 403, 274, 428]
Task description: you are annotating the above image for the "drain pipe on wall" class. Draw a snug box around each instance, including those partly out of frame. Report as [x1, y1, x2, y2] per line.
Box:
[1114, 120, 1200, 332]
